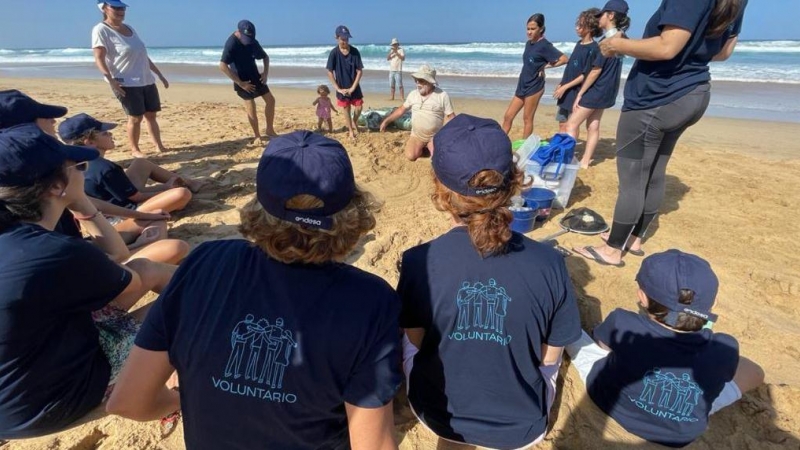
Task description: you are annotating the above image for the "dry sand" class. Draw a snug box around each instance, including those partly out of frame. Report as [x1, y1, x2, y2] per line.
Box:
[1, 78, 799, 450]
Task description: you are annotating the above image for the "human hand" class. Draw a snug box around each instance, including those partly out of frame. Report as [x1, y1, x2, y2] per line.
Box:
[379, 120, 388, 132]
[260, 72, 268, 85]
[573, 95, 583, 113]
[160, 75, 170, 89]
[239, 80, 256, 93]
[553, 85, 565, 100]
[599, 35, 621, 57]
[138, 210, 171, 221]
[109, 78, 125, 97]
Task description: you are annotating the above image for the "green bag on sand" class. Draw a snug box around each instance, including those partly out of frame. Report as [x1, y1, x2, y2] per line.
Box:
[356, 107, 412, 131]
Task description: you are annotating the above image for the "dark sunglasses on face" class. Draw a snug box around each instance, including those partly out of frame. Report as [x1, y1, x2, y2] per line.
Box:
[109, 5, 126, 11]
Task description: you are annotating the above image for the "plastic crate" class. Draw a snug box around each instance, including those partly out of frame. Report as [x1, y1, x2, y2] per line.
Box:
[524, 157, 580, 209]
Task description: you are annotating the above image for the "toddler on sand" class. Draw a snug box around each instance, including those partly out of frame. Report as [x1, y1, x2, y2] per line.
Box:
[312, 84, 337, 132]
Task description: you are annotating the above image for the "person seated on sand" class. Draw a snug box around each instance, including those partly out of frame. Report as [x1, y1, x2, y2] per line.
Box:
[0, 89, 183, 260]
[59, 113, 203, 218]
[379, 64, 455, 161]
[397, 115, 581, 449]
[0, 124, 177, 440]
[107, 131, 401, 450]
[565, 250, 764, 448]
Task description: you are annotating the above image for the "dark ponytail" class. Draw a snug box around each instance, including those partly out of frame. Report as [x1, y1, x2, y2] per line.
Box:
[610, 11, 631, 32]
[0, 169, 67, 232]
[707, 0, 743, 37]
[527, 13, 546, 35]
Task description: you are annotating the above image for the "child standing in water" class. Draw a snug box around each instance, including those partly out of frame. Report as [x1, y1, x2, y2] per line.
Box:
[554, 9, 602, 134]
[312, 85, 337, 132]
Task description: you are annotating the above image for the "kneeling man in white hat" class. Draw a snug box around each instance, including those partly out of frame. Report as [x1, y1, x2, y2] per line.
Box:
[380, 64, 455, 161]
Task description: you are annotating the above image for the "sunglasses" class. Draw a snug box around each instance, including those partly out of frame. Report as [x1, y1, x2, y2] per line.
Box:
[68, 161, 89, 172]
[109, 5, 126, 11]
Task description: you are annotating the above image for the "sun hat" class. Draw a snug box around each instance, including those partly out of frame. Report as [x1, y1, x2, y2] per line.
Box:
[595, 0, 629, 16]
[636, 249, 720, 323]
[0, 90, 67, 130]
[432, 114, 512, 197]
[0, 123, 99, 187]
[96, 0, 129, 12]
[256, 131, 356, 230]
[58, 114, 117, 142]
[335, 25, 352, 39]
[391, 38, 400, 46]
[411, 64, 437, 85]
[237, 20, 256, 45]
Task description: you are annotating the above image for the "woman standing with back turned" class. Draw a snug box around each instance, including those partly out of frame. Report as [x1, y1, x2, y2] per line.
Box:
[92, 0, 170, 158]
[574, 0, 747, 267]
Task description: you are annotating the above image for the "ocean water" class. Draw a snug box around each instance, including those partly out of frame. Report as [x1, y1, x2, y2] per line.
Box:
[2, 40, 799, 122]
[2, 40, 799, 83]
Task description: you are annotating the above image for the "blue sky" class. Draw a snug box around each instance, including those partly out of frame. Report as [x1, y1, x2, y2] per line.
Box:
[0, 0, 795, 48]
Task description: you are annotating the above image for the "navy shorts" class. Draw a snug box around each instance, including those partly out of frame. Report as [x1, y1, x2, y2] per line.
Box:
[235, 81, 270, 101]
[556, 107, 571, 123]
[117, 84, 161, 117]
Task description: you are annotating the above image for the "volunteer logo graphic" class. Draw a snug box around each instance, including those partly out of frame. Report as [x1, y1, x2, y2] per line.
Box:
[629, 368, 703, 422]
[449, 279, 512, 346]
[214, 314, 299, 403]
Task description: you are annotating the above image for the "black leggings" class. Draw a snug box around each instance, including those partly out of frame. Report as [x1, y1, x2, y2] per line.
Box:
[606, 83, 711, 250]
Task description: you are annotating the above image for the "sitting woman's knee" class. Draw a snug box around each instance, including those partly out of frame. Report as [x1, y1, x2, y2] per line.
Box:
[735, 357, 765, 393]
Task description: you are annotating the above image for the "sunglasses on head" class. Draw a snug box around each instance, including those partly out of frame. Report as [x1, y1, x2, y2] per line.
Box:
[68, 161, 89, 172]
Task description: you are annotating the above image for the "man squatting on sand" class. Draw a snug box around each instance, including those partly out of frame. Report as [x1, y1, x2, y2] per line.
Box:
[379, 64, 455, 161]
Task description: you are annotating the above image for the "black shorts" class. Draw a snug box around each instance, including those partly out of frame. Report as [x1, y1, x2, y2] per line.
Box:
[117, 84, 161, 117]
[235, 81, 270, 100]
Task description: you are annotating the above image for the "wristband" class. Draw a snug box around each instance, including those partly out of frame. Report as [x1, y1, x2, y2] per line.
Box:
[73, 211, 101, 221]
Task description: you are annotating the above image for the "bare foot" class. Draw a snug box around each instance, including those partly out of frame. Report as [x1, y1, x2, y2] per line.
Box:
[599, 231, 643, 254]
[129, 225, 164, 250]
[580, 160, 591, 169]
[156, 146, 168, 153]
[349, 130, 357, 141]
[131, 149, 147, 158]
[265, 129, 278, 137]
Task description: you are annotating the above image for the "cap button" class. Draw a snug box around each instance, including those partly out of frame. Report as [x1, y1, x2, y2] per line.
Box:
[467, 125, 475, 131]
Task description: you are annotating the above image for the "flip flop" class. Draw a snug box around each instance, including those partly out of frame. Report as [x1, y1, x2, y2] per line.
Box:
[574, 246, 625, 268]
[599, 233, 645, 257]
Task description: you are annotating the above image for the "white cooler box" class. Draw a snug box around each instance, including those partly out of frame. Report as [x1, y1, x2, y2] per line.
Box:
[524, 157, 579, 209]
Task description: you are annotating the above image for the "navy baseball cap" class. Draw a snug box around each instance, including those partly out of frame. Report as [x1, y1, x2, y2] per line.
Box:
[97, 0, 129, 11]
[0, 90, 68, 129]
[58, 113, 117, 142]
[432, 114, 512, 197]
[256, 131, 355, 230]
[0, 123, 99, 187]
[238, 20, 256, 45]
[335, 25, 352, 39]
[636, 249, 720, 323]
[596, 0, 629, 16]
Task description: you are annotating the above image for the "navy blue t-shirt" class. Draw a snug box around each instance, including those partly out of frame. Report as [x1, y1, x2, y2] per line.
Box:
[135, 239, 402, 450]
[558, 40, 599, 110]
[623, 0, 748, 111]
[579, 39, 623, 109]
[221, 34, 268, 85]
[0, 223, 132, 439]
[55, 211, 82, 238]
[397, 228, 581, 449]
[587, 309, 739, 448]
[84, 157, 138, 209]
[326, 46, 364, 101]
[515, 38, 563, 98]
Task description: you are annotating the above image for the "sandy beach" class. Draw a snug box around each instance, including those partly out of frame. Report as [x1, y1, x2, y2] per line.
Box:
[1, 77, 799, 449]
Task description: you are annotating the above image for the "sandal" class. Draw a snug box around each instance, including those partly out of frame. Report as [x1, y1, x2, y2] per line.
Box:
[574, 246, 625, 268]
[160, 410, 181, 438]
[599, 233, 644, 257]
